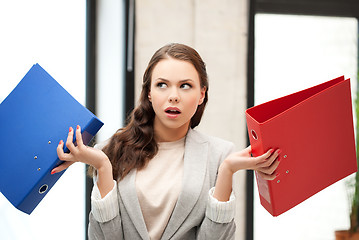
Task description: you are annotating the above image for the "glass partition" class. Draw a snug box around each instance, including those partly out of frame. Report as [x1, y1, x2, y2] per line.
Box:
[254, 14, 358, 240]
[0, 1, 86, 239]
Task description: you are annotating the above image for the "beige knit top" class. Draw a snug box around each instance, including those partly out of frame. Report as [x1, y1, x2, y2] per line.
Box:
[135, 137, 185, 240]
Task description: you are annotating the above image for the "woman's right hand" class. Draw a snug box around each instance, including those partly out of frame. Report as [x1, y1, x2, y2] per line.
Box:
[52, 125, 110, 174]
[53, 125, 114, 198]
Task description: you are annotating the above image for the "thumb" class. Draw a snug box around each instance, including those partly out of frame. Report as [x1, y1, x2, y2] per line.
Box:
[51, 161, 74, 175]
[245, 145, 252, 155]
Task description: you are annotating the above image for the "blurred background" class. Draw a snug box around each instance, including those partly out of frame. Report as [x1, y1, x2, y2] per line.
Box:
[0, 0, 358, 240]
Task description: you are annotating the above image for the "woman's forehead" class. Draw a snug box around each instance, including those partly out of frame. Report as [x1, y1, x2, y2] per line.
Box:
[151, 58, 200, 83]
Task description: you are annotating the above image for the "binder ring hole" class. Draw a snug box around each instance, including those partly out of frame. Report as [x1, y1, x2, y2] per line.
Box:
[251, 130, 258, 140]
[39, 184, 48, 194]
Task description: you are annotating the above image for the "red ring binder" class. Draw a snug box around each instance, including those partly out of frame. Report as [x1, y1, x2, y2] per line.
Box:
[246, 76, 357, 216]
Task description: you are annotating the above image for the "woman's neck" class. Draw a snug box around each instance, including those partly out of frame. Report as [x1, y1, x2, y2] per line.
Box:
[154, 120, 190, 142]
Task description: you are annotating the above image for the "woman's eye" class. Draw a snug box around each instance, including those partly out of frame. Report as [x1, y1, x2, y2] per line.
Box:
[180, 83, 192, 89]
[157, 82, 167, 88]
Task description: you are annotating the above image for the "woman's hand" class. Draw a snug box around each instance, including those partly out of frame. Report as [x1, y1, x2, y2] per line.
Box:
[222, 146, 281, 180]
[214, 146, 280, 201]
[51, 125, 110, 174]
[52, 125, 114, 198]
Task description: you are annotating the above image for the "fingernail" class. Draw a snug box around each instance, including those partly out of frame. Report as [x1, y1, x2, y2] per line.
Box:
[69, 127, 72, 132]
[277, 149, 282, 154]
[59, 140, 63, 145]
[77, 125, 79, 130]
[276, 173, 280, 177]
[51, 169, 56, 175]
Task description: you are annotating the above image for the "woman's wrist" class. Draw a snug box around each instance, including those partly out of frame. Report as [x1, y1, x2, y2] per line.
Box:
[213, 160, 235, 202]
[220, 158, 236, 176]
[96, 155, 112, 173]
[96, 158, 114, 198]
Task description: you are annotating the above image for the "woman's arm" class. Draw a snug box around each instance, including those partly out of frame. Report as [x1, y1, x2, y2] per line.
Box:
[52, 125, 114, 198]
[53, 126, 122, 239]
[213, 146, 281, 201]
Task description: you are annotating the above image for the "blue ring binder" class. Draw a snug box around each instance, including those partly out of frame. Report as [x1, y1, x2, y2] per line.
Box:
[0, 64, 104, 214]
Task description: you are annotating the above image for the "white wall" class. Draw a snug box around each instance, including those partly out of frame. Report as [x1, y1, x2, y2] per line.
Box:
[135, 1, 249, 239]
[0, 1, 86, 239]
[96, 0, 126, 142]
[254, 14, 358, 240]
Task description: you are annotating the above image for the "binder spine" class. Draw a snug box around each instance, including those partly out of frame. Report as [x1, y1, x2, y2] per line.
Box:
[245, 112, 275, 215]
[245, 113, 265, 157]
[82, 117, 104, 145]
[17, 169, 65, 214]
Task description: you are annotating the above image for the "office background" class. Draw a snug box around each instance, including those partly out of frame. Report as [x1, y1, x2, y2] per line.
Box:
[0, 0, 358, 239]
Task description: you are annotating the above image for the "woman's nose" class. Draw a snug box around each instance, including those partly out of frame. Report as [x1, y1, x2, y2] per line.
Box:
[168, 89, 180, 103]
[169, 96, 179, 103]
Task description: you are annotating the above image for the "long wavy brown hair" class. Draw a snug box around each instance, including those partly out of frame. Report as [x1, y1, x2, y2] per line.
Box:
[96, 43, 209, 180]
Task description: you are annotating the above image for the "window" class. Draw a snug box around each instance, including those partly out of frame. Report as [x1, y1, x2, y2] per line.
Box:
[0, 1, 86, 239]
[254, 14, 357, 240]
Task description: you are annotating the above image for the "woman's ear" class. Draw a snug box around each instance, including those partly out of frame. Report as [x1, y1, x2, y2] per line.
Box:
[198, 87, 206, 105]
[148, 91, 152, 102]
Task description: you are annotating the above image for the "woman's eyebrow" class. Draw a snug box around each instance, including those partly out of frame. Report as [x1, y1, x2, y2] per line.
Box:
[154, 78, 169, 82]
[179, 79, 194, 83]
[155, 78, 194, 83]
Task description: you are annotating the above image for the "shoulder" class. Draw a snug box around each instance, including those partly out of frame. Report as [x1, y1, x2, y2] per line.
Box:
[187, 128, 235, 154]
[186, 128, 235, 170]
[94, 138, 111, 150]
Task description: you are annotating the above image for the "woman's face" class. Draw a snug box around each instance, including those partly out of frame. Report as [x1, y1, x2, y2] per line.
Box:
[149, 58, 206, 140]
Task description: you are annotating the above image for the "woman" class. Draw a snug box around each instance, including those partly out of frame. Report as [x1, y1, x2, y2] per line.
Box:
[52, 43, 280, 240]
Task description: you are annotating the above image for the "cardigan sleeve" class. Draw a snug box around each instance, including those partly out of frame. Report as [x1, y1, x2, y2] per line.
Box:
[205, 139, 236, 224]
[206, 187, 236, 223]
[88, 179, 125, 240]
[91, 179, 119, 223]
[196, 188, 236, 240]
[90, 142, 120, 223]
[196, 136, 236, 239]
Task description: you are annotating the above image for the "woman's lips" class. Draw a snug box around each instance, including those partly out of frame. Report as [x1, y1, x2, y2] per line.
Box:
[165, 107, 181, 118]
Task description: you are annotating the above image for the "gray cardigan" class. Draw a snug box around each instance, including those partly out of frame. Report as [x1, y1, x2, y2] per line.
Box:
[88, 129, 236, 240]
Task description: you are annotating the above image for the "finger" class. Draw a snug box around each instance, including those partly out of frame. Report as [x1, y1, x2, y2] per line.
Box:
[57, 140, 70, 161]
[239, 145, 253, 158]
[258, 159, 280, 175]
[256, 170, 277, 181]
[256, 149, 280, 167]
[51, 161, 75, 174]
[265, 149, 281, 167]
[245, 145, 252, 154]
[253, 149, 274, 165]
[75, 125, 84, 147]
[66, 127, 77, 153]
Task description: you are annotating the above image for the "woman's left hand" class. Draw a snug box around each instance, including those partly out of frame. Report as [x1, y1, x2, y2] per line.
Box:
[222, 146, 281, 180]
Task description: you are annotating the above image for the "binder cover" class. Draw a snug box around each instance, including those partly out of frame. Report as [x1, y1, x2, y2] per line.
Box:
[0, 64, 104, 214]
[246, 76, 357, 216]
